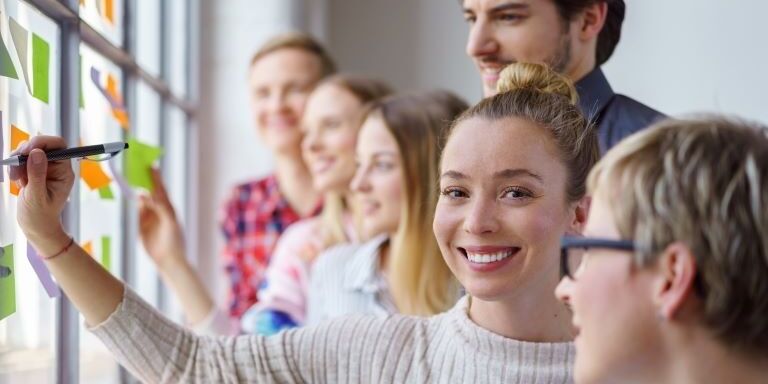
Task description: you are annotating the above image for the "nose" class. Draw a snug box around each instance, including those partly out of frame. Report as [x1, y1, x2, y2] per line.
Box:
[266, 89, 288, 114]
[350, 165, 371, 194]
[302, 130, 323, 153]
[462, 197, 499, 235]
[466, 17, 499, 59]
[554, 276, 574, 306]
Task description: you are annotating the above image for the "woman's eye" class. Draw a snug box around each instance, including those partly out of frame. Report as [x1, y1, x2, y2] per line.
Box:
[502, 187, 533, 199]
[374, 162, 394, 171]
[441, 187, 468, 199]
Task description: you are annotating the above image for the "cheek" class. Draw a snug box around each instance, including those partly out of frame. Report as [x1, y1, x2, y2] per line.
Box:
[329, 130, 358, 154]
[433, 202, 462, 246]
[286, 93, 310, 117]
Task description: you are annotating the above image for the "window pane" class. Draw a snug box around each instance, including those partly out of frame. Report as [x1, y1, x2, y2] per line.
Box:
[166, 0, 187, 96]
[135, 0, 160, 77]
[79, 0, 124, 47]
[133, 80, 160, 307]
[77, 43, 123, 384]
[160, 105, 187, 323]
[0, 1, 60, 382]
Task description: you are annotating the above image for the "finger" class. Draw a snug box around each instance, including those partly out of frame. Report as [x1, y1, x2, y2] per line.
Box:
[150, 169, 171, 206]
[25, 135, 68, 153]
[9, 140, 29, 157]
[24, 149, 49, 205]
[9, 163, 28, 182]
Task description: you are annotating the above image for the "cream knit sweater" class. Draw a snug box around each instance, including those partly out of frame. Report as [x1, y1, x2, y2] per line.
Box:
[91, 288, 574, 383]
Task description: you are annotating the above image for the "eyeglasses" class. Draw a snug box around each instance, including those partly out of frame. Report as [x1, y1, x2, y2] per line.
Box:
[560, 236, 636, 279]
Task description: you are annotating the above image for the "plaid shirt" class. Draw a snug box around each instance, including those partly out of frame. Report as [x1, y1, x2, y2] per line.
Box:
[220, 175, 318, 318]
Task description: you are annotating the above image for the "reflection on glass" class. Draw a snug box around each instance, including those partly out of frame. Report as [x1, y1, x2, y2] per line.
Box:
[79, 0, 123, 48]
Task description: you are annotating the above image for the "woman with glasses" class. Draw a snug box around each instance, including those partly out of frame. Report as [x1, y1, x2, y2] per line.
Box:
[556, 117, 768, 384]
[12, 63, 598, 382]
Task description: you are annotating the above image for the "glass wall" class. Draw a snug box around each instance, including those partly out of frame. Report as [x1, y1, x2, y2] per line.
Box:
[0, 0, 197, 382]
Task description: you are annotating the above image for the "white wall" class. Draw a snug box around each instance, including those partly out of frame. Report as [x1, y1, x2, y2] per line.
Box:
[603, 0, 768, 123]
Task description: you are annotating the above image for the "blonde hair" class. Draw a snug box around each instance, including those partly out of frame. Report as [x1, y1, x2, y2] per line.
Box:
[588, 116, 768, 355]
[365, 92, 468, 316]
[250, 32, 337, 78]
[315, 75, 393, 250]
[448, 62, 599, 203]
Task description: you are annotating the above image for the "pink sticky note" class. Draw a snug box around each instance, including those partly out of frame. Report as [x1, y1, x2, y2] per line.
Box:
[27, 243, 61, 298]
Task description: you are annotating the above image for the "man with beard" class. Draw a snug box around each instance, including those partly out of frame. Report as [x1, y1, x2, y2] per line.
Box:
[462, 0, 663, 151]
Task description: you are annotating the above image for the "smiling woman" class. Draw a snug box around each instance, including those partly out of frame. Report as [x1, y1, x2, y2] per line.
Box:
[13, 63, 597, 383]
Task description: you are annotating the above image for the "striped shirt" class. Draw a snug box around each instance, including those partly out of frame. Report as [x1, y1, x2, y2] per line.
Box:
[307, 235, 397, 325]
[90, 287, 575, 383]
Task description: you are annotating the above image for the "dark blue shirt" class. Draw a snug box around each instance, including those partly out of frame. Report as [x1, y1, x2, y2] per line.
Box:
[576, 68, 665, 153]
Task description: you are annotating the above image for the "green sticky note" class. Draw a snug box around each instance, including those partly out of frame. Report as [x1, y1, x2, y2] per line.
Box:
[79, 54, 84, 109]
[125, 136, 163, 191]
[31, 33, 50, 103]
[98, 185, 115, 199]
[0, 36, 19, 79]
[0, 245, 16, 321]
[101, 236, 111, 271]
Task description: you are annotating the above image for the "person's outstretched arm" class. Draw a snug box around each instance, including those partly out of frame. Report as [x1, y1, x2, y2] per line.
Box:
[137, 168, 220, 329]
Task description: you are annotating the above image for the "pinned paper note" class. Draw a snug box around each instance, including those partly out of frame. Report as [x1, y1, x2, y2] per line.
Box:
[82, 240, 93, 256]
[125, 136, 163, 191]
[98, 185, 115, 199]
[90, 67, 130, 129]
[0, 34, 19, 79]
[27, 243, 60, 298]
[10, 125, 30, 196]
[80, 159, 112, 190]
[101, 236, 111, 271]
[0, 245, 16, 321]
[31, 34, 50, 103]
[9, 18, 30, 91]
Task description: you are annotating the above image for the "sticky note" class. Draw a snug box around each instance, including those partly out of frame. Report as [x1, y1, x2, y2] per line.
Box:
[79, 55, 84, 109]
[31, 34, 49, 103]
[90, 67, 130, 129]
[82, 241, 93, 256]
[9, 18, 30, 91]
[0, 35, 19, 79]
[105, 0, 115, 24]
[0, 245, 16, 321]
[27, 243, 60, 298]
[125, 136, 163, 191]
[101, 236, 111, 271]
[10, 125, 30, 196]
[80, 160, 112, 190]
[0, 112, 4, 182]
[98, 185, 115, 199]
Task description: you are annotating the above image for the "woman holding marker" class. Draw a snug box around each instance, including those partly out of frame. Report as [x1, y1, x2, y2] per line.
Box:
[13, 63, 594, 382]
[136, 33, 338, 334]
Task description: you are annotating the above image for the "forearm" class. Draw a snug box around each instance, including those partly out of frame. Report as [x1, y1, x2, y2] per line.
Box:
[30, 230, 124, 326]
[157, 257, 216, 326]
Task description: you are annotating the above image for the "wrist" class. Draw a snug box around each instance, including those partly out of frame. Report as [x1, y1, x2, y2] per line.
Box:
[26, 228, 72, 258]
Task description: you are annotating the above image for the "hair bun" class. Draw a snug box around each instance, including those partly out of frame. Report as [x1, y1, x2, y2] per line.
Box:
[496, 63, 579, 105]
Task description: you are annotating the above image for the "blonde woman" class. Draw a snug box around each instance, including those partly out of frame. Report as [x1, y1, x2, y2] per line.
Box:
[239, 75, 392, 335]
[14, 63, 595, 382]
[556, 117, 768, 383]
[307, 91, 469, 323]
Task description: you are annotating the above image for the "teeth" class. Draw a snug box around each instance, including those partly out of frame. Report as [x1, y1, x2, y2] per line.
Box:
[466, 251, 514, 264]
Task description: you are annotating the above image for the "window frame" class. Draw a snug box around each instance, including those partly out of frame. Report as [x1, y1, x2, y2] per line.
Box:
[18, 0, 199, 382]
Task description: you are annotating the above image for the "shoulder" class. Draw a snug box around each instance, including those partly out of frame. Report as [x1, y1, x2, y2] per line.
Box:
[609, 94, 666, 129]
[226, 175, 279, 204]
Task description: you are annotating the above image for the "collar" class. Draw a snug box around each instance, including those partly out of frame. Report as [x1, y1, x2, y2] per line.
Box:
[575, 67, 615, 121]
[342, 235, 389, 293]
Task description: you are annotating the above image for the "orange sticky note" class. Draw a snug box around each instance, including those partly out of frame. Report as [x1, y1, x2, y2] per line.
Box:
[10, 125, 30, 196]
[82, 241, 93, 256]
[104, 0, 115, 25]
[112, 109, 130, 129]
[105, 74, 122, 104]
[80, 160, 112, 190]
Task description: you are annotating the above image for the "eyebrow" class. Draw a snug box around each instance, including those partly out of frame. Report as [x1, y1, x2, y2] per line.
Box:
[463, 1, 529, 14]
[440, 168, 542, 181]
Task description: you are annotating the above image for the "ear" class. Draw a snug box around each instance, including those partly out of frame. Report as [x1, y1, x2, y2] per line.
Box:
[568, 195, 590, 235]
[653, 242, 698, 320]
[576, 2, 608, 41]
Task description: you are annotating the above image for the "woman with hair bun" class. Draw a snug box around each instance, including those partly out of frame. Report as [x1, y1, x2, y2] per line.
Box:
[13, 62, 597, 382]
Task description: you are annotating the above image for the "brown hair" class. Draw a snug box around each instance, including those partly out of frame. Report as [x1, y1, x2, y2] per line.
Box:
[249, 32, 337, 77]
[363, 92, 469, 316]
[588, 116, 768, 355]
[315, 75, 393, 250]
[449, 62, 599, 203]
[554, 0, 625, 66]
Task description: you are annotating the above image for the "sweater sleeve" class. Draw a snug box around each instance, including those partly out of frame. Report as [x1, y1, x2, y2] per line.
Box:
[89, 287, 421, 383]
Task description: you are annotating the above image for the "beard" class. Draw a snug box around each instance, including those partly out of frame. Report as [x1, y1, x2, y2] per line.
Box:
[547, 32, 572, 74]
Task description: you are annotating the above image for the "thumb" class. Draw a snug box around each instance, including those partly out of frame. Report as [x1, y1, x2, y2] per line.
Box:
[25, 149, 49, 205]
